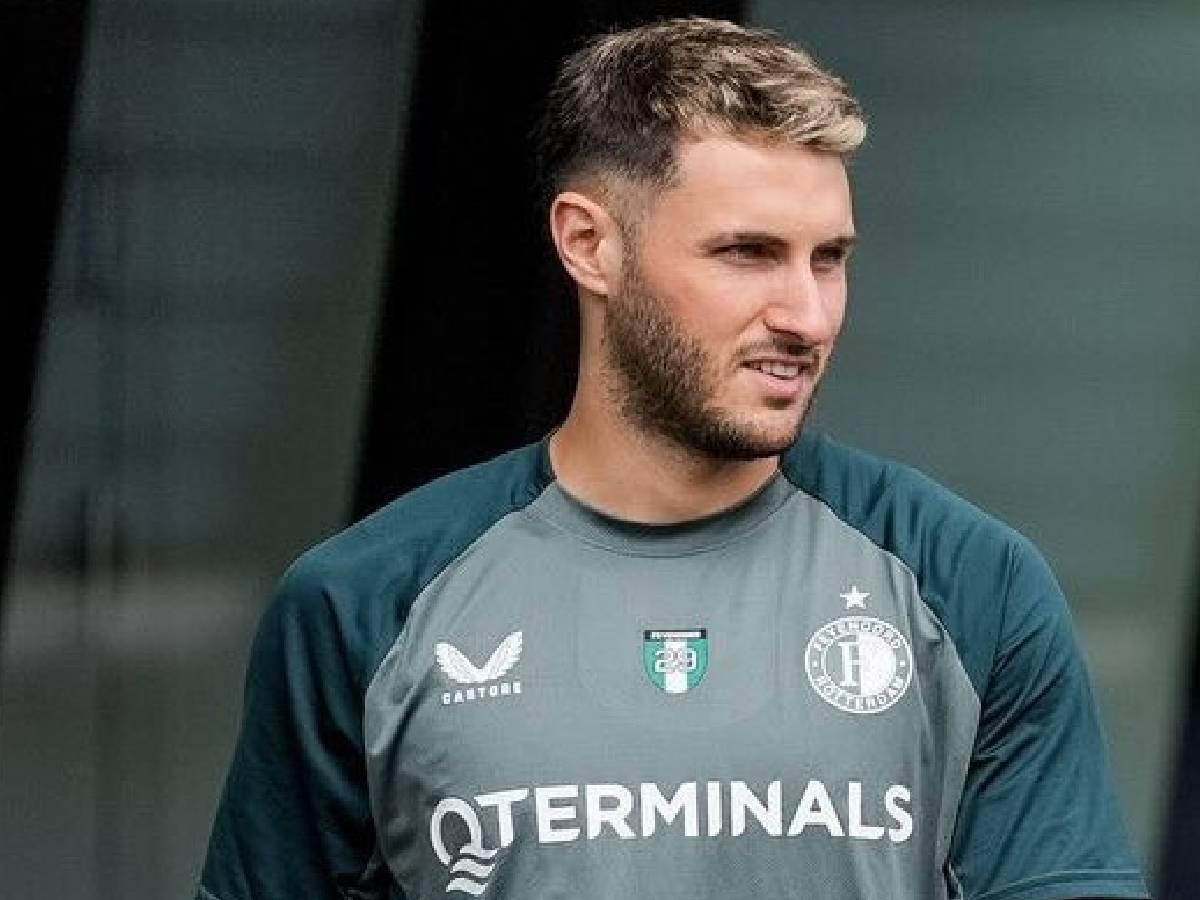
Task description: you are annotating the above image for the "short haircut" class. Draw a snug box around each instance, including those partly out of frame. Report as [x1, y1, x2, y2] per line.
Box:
[534, 16, 866, 217]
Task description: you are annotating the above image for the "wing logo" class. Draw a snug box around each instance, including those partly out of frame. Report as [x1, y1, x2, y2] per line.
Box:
[437, 631, 524, 706]
[437, 631, 523, 684]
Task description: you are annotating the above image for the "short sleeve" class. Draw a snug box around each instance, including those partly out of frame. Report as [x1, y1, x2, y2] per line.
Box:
[196, 560, 399, 900]
[949, 541, 1149, 900]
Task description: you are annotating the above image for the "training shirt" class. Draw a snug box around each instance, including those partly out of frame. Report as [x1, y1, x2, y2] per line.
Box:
[197, 431, 1149, 900]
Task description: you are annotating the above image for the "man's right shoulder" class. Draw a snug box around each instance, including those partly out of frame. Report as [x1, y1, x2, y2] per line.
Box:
[256, 440, 553, 683]
[291, 439, 553, 594]
[201, 448, 554, 900]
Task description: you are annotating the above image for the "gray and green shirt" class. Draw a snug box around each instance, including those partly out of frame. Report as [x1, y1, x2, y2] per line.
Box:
[198, 431, 1149, 900]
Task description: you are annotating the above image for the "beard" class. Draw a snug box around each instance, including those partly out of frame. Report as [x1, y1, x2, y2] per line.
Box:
[601, 258, 821, 461]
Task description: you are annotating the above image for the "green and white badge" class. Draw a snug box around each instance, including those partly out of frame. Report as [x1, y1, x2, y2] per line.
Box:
[643, 629, 708, 694]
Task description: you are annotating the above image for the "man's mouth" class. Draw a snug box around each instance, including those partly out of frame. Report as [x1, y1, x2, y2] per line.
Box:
[745, 360, 803, 379]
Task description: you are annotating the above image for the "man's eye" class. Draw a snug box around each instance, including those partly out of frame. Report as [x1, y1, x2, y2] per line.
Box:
[719, 243, 773, 262]
[813, 246, 849, 270]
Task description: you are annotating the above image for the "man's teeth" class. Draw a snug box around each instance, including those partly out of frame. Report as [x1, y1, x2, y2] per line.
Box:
[750, 362, 801, 378]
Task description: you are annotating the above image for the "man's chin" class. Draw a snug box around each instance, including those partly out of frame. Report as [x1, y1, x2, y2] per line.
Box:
[728, 431, 803, 460]
[687, 414, 808, 462]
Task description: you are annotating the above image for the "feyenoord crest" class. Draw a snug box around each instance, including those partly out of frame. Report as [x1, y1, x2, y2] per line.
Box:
[643, 629, 708, 694]
[806, 587, 913, 714]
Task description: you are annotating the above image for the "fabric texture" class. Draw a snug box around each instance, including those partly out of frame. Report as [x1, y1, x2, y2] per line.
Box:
[197, 432, 1148, 900]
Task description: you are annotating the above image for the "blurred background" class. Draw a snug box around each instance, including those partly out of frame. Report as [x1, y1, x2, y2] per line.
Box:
[3, 0, 1198, 897]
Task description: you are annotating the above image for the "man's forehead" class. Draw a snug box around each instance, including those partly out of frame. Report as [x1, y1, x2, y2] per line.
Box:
[672, 131, 847, 188]
[652, 132, 854, 235]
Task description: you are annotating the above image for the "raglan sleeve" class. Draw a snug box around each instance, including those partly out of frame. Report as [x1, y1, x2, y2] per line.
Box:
[196, 557, 399, 900]
[948, 539, 1150, 900]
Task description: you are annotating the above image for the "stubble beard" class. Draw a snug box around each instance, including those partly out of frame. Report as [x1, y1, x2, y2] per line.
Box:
[602, 259, 821, 462]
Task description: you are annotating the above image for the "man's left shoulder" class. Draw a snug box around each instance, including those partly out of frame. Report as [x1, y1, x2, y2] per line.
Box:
[782, 431, 1065, 694]
[782, 429, 1036, 566]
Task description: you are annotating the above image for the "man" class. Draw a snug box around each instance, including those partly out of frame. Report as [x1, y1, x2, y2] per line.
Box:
[197, 17, 1149, 900]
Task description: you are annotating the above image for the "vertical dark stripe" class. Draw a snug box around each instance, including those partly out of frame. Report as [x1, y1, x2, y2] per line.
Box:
[1159, 537, 1200, 897]
[0, 0, 92, 635]
[354, 1, 743, 519]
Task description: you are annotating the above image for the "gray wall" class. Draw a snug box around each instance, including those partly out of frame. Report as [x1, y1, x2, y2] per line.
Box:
[751, 0, 1200, 865]
[0, 0, 423, 897]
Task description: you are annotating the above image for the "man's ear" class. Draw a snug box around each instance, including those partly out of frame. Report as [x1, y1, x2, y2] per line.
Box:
[549, 190, 623, 297]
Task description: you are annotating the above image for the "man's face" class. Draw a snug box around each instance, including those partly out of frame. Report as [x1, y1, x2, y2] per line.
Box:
[602, 133, 855, 460]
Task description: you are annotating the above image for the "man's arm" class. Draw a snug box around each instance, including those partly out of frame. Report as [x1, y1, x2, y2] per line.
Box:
[197, 559, 392, 900]
[948, 540, 1149, 900]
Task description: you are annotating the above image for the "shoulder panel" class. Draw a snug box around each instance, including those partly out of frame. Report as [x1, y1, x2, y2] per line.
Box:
[782, 430, 1038, 704]
[198, 440, 551, 900]
[290, 439, 554, 691]
[783, 432, 1148, 899]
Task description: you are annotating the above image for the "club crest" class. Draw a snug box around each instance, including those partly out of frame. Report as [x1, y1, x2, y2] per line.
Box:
[805, 589, 912, 714]
[643, 629, 708, 694]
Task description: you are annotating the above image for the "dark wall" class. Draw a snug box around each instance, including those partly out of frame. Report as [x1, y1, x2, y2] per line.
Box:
[2, 0, 90, 628]
[355, 1, 743, 518]
[1160, 549, 1200, 895]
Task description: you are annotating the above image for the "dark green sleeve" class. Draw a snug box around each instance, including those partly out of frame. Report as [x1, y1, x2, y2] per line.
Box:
[195, 442, 550, 899]
[196, 559, 399, 900]
[949, 541, 1148, 900]
[786, 432, 1149, 900]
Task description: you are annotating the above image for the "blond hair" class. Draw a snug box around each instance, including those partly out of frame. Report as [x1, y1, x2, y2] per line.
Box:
[534, 16, 865, 210]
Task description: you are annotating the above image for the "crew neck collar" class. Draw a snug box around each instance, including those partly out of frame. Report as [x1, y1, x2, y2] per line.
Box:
[530, 436, 797, 556]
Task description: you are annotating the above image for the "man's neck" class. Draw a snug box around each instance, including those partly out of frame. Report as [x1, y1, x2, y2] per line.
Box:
[548, 412, 781, 525]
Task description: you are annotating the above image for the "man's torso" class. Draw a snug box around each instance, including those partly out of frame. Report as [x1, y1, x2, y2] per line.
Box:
[365, 448, 977, 899]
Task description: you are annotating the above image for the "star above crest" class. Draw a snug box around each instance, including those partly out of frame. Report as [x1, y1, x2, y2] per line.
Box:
[840, 585, 870, 609]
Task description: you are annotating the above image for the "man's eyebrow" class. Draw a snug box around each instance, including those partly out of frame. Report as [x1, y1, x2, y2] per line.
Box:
[821, 234, 858, 250]
[703, 231, 858, 249]
[703, 230, 789, 247]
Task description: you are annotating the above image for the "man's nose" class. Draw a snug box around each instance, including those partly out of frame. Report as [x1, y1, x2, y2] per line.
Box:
[761, 263, 841, 342]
